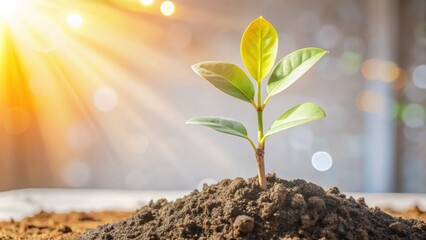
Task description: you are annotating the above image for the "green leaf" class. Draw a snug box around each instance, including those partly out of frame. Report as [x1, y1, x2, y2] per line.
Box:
[192, 61, 255, 103]
[267, 48, 328, 97]
[186, 116, 249, 139]
[263, 103, 326, 139]
[241, 16, 278, 82]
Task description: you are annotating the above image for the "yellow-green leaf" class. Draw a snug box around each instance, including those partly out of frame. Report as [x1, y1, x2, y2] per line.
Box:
[267, 48, 328, 97]
[186, 116, 248, 139]
[263, 103, 326, 140]
[241, 16, 278, 82]
[192, 61, 255, 103]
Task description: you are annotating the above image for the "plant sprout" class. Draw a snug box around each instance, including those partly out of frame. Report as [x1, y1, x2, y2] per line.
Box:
[186, 17, 328, 190]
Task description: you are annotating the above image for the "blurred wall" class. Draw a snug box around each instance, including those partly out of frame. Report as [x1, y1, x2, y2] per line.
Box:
[0, 0, 425, 192]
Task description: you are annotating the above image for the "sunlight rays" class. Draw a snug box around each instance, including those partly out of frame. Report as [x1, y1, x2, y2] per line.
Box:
[0, 0, 234, 190]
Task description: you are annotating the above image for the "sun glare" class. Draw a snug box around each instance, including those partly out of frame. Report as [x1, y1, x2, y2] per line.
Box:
[0, 0, 21, 20]
[67, 13, 83, 28]
[0, 0, 218, 191]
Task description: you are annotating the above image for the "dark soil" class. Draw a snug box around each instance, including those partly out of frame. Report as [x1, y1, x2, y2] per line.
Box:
[79, 174, 426, 239]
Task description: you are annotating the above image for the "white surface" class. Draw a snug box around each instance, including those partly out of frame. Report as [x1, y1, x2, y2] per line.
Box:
[0, 189, 188, 220]
[0, 189, 425, 221]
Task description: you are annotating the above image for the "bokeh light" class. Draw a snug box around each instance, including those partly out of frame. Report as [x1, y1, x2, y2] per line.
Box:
[311, 151, 333, 172]
[361, 59, 400, 82]
[93, 87, 118, 112]
[412, 64, 426, 89]
[401, 103, 425, 128]
[67, 13, 83, 28]
[337, 51, 362, 75]
[356, 90, 384, 113]
[392, 69, 408, 90]
[315, 24, 341, 49]
[160, 1, 175, 16]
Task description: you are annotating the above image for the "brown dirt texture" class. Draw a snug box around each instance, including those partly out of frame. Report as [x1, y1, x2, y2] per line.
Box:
[385, 206, 426, 223]
[79, 174, 426, 240]
[0, 210, 131, 240]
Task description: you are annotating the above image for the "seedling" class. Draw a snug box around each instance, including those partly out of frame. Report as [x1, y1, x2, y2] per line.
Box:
[186, 17, 328, 190]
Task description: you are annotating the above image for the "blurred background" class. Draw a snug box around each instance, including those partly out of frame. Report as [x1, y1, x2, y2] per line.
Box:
[0, 0, 425, 193]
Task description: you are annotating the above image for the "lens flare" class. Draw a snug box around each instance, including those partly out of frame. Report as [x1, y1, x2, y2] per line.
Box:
[161, 1, 175, 16]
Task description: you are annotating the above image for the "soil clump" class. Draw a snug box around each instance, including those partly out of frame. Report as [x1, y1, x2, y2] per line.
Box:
[80, 174, 426, 239]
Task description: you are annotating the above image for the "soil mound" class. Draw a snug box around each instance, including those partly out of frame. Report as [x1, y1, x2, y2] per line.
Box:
[80, 174, 426, 239]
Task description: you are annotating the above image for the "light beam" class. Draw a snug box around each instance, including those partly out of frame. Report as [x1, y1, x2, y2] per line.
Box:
[0, 0, 22, 21]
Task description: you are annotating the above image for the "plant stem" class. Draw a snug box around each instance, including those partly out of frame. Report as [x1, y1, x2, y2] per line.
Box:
[256, 82, 267, 189]
[263, 94, 272, 107]
[257, 82, 264, 141]
[246, 137, 257, 152]
[257, 109, 264, 142]
[256, 143, 266, 189]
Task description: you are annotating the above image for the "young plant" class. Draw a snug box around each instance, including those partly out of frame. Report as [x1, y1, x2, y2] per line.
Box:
[186, 17, 328, 190]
